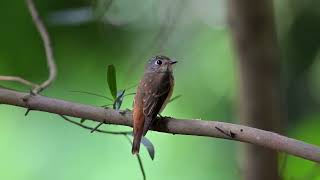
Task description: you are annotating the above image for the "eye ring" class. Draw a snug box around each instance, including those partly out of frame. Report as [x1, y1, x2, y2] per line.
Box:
[155, 60, 162, 65]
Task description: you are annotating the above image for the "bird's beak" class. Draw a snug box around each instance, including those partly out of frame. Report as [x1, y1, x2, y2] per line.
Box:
[169, 60, 178, 64]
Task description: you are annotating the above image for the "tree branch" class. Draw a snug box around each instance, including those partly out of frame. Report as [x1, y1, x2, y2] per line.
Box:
[59, 115, 146, 180]
[26, 0, 57, 94]
[0, 87, 319, 163]
[0, 76, 39, 88]
[0, 0, 56, 93]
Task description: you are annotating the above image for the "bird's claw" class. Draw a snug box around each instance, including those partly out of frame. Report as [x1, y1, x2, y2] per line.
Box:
[158, 114, 171, 120]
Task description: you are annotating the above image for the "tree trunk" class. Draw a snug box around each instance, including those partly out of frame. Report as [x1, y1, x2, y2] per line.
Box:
[227, 1, 282, 180]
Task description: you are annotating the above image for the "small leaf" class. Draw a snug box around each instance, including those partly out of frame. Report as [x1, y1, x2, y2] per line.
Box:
[107, 65, 117, 99]
[168, 94, 182, 103]
[113, 90, 125, 110]
[141, 136, 155, 160]
[128, 132, 155, 160]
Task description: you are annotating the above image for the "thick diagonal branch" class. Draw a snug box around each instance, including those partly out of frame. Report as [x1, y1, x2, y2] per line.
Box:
[0, 87, 319, 163]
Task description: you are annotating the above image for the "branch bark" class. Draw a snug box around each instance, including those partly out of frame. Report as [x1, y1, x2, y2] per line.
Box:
[0, 87, 319, 163]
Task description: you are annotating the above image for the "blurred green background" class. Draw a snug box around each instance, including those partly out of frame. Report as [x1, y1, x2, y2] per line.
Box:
[0, 0, 319, 179]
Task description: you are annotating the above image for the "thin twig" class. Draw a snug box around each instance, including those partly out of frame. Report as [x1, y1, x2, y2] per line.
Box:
[59, 115, 146, 180]
[26, 0, 57, 94]
[135, 146, 147, 180]
[90, 121, 105, 133]
[123, 134, 146, 180]
[59, 115, 130, 135]
[0, 0, 56, 92]
[0, 76, 39, 88]
[0, 88, 320, 163]
[70, 90, 113, 101]
[25, 108, 32, 116]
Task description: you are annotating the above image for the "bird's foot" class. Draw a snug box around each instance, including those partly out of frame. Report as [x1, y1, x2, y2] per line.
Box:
[158, 114, 171, 120]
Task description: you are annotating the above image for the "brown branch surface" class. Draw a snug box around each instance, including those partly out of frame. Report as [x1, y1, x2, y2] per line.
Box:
[0, 87, 319, 163]
[26, 0, 57, 94]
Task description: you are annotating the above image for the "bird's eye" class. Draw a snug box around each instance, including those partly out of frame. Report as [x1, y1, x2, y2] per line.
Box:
[156, 60, 162, 65]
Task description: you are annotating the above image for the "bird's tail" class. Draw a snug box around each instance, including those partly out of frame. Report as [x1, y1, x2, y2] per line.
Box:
[132, 130, 143, 155]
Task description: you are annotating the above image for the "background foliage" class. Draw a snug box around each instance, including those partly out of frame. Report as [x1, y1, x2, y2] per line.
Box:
[0, 0, 319, 179]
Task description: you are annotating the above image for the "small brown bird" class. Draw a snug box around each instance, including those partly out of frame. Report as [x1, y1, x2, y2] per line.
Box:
[132, 55, 177, 154]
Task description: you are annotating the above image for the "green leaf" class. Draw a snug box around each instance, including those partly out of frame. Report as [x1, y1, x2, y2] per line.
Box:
[107, 64, 117, 99]
[141, 136, 155, 160]
[128, 132, 155, 160]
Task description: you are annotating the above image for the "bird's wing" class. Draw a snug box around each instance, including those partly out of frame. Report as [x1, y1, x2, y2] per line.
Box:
[142, 76, 172, 135]
[132, 86, 145, 154]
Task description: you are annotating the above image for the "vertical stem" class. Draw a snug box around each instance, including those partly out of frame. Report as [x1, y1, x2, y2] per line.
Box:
[26, 0, 57, 94]
[227, 1, 283, 180]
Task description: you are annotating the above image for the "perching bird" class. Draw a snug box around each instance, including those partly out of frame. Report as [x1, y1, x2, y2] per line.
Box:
[132, 55, 177, 154]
